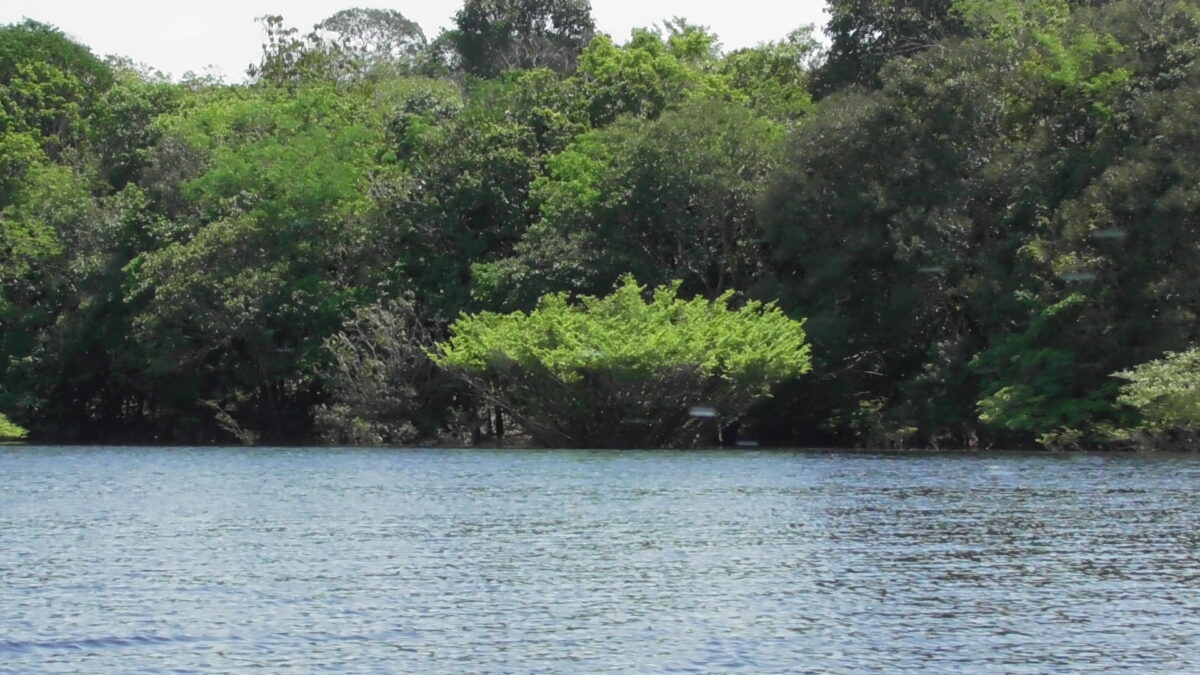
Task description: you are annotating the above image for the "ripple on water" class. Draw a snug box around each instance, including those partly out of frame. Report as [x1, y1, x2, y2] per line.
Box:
[2, 447, 1200, 672]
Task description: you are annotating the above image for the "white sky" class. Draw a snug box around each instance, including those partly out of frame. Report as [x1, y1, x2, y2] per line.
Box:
[0, 1, 830, 82]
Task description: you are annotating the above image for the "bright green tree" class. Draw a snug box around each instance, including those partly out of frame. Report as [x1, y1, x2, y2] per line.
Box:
[0, 20, 114, 154]
[572, 25, 732, 127]
[1106, 345, 1200, 451]
[433, 276, 810, 448]
[719, 27, 819, 122]
[0, 413, 25, 441]
[1115, 348, 1200, 434]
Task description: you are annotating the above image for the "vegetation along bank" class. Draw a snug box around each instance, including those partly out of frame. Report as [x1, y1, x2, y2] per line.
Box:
[3, 0, 1200, 449]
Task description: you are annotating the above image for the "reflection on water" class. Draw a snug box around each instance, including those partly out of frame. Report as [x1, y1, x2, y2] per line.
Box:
[2, 447, 1199, 672]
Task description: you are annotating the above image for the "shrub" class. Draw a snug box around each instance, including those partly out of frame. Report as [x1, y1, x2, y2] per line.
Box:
[1110, 348, 1200, 450]
[1115, 348, 1200, 427]
[0, 414, 27, 441]
[432, 277, 810, 448]
[971, 294, 1114, 443]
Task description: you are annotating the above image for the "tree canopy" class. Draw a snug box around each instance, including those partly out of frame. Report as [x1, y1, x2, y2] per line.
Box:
[3, 0, 1200, 449]
[433, 277, 810, 447]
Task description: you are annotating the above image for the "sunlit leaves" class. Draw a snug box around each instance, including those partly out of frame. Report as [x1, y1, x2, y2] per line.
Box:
[0, 20, 113, 152]
[123, 83, 391, 440]
[574, 29, 732, 126]
[719, 27, 819, 121]
[1115, 348, 1200, 430]
[0, 412, 25, 440]
[434, 276, 809, 447]
[955, 0, 1131, 121]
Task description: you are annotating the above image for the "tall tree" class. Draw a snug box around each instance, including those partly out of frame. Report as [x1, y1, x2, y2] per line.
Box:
[815, 0, 965, 95]
[247, 15, 356, 86]
[451, 0, 596, 77]
[315, 8, 428, 76]
[126, 85, 390, 442]
[572, 25, 731, 127]
[0, 19, 113, 151]
[720, 26, 820, 121]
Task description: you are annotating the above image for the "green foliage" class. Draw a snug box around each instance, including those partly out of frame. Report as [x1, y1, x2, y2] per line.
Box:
[477, 98, 783, 309]
[955, 0, 1131, 119]
[972, 294, 1114, 437]
[124, 83, 389, 442]
[757, 38, 1016, 446]
[754, 0, 1200, 448]
[0, 149, 63, 301]
[393, 76, 549, 319]
[816, 0, 965, 94]
[451, 0, 596, 77]
[5, 0, 1200, 450]
[433, 276, 810, 447]
[0, 413, 26, 440]
[1115, 348, 1200, 430]
[1102, 347, 1200, 450]
[91, 64, 186, 189]
[719, 27, 819, 121]
[0, 20, 114, 153]
[574, 28, 733, 126]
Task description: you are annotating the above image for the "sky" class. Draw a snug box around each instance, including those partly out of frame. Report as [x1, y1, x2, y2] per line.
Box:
[1, 0, 831, 82]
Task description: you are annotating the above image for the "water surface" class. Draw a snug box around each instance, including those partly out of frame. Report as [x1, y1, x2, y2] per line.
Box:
[2, 447, 1199, 672]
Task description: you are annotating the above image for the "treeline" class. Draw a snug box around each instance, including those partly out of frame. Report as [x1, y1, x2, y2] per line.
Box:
[2, 0, 1199, 448]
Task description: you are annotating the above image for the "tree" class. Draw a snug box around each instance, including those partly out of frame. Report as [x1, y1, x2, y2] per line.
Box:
[0, 413, 25, 440]
[0, 134, 58, 309]
[0, 24, 184, 443]
[451, 0, 596, 77]
[572, 27, 730, 127]
[0, 150, 106, 438]
[91, 63, 185, 190]
[963, 0, 1200, 449]
[971, 294, 1115, 442]
[0, 20, 112, 312]
[125, 84, 389, 442]
[4, 0, 1198, 450]
[758, 39, 1016, 446]
[720, 27, 820, 121]
[815, 0, 965, 95]
[1012, 0, 1200, 369]
[757, 0, 1195, 448]
[433, 276, 810, 448]
[313, 297, 470, 445]
[1112, 348, 1200, 449]
[0, 20, 114, 154]
[475, 98, 783, 309]
[315, 8, 427, 76]
[247, 15, 356, 86]
[388, 71, 582, 320]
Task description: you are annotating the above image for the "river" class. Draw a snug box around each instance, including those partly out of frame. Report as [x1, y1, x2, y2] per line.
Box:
[2, 446, 1199, 672]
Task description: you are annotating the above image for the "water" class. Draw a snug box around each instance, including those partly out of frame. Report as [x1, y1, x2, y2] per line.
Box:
[2, 447, 1199, 673]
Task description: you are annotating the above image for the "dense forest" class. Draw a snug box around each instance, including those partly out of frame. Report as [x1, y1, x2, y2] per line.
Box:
[3, 0, 1200, 449]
